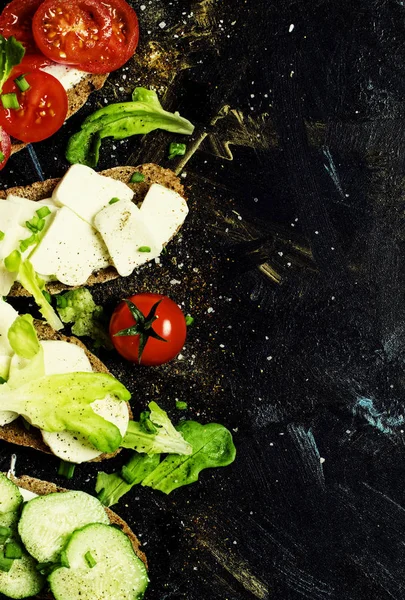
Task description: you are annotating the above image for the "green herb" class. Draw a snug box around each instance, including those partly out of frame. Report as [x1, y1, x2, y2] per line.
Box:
[130, 172, 145, 183]
[4, 540, 22, 559]
[0, 36, 25, 94]
[36, 206, 51, 219]
[96, 453, 160, 507]
[66, 87, 194, 167]
[108, 197, 120, 205]
[0, 231, 4, 241]
[185, 315, 194, 326]
[1, 92, 19, 110]
[55, 288, 112, 350]
[138, 246, 151, 252]
[19, 233, 38, 253]
[4, 249, 21, 272]
[14, 74, 29, 92]
[168, 142, 186, 160]
[84, 551, 96, 569]
[122, 401, 192, 455]
[175, 401, 188, 410]
[57, 461, 76, 479]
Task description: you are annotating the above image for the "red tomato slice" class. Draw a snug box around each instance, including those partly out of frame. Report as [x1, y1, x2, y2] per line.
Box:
[0, 69, 68, 143]
[109, 293, 187, 366]
[16, 53, 53, 71]
[0, 127, 11, 171]
[32, 0, 113, 65]
[0, 0, 44, 54]
[77, 0, 139, 74]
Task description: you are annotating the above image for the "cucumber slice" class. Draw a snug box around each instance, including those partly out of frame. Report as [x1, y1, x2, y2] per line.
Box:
[18, 491, 109, 563]
[49, 523, 148, 600]
[0, 474, 23, 531]
[0, 542, 44, 599]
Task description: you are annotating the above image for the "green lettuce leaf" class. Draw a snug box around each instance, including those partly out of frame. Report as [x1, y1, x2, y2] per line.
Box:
[66, 87, 194, 167]
[6, 314, 45, 389]
[141, 421, 236, 494]
[0, 373, 130, 453]
[17, 259, 63, 331]
[121, 401, 192, 455]
[0, 36, 25, 94]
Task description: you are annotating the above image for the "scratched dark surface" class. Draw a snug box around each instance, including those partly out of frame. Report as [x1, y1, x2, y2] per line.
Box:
[2, 0, 405, 598]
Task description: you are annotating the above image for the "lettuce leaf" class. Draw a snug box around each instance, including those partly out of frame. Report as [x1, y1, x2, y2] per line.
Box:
[6, 314, 45, 389]
[66, 87, 194, 167]
[0, 373, 130, 452]
[0, 36, 25, 94]
[17, 259, 63, 331]
[121, 401, 192, 455]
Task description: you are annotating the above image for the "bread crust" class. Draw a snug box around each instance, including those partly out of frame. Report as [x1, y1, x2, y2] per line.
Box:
[10, 73, 108, 155]
[0, 321, 132, 460]
[9, 474, 147, 600]
[1, 163, 185, 296]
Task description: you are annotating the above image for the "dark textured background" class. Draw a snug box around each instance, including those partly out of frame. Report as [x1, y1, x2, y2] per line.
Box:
[2, 0, 405, 598]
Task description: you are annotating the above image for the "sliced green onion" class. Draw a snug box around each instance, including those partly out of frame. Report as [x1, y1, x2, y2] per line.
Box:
[0, 231, 4, 241]
[36, 218, 45, 232]
[55, 294, 67, 309]
[138, 246, 151, 252]
[57, 460, 76, 479]
[185, 315, 194, 326]
[1, 93, 19, 110]
[4, 250, 21, 272]
[36, 206, 51, 219]
[0, 151, 4, 163]
[19, 234, 37, 253]
[109, 197, 120, 205]
[0, 527, 11, 543]
[84, 551, 97, 569]
[129, 172, 145, 183]
[5, 541, 22, 560]
[14, 74, 30, 92]
[0, 552, 14, 572]
[175, 400, 188, 410]
[42, 290, 51, 304]
[168, 142, 187, 160]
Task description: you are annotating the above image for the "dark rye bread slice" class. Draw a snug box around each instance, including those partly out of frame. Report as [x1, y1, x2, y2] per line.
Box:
[0, 320, 132, 460]
[10, 73, 108, 155]
[10, 475, 147, 590]
[0, 163, 185, 296]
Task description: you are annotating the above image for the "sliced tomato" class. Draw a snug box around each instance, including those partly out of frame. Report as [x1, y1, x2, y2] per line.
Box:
[0, 69, 68, 143]
[0, 0, 44, 54]
[16, 53, 53, 71]
[32, 0, 113, 66]
[78, 0, 139, 74]
[0, 127, 11, 171]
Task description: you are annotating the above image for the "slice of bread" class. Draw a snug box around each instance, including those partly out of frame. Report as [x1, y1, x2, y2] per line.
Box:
[0, 320, 132, 460]
[10, 73, 108, 155]
[1, 163, 185, 296]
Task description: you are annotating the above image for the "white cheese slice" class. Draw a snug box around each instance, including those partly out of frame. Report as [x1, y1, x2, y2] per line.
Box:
[29, 206, 110, 286]
[139, 183, 189, 247]
[52, 164, 134, 225]
[40, 64, 88, 91]
[94, 198, 162, 276]
[39, 340, 129, 463]
[7, 195, 57, 231]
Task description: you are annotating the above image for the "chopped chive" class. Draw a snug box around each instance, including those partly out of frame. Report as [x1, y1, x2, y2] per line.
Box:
[57, 460, 76, 479]
[36, 218, 45, 232]
[129, 172, 145, 183]
[168, 142, 187, 160]
[19, 234, 37, 253]
[0, 151, 4, 162]
[1, 92, 19, 110]
[25, 219, 37, 233]
[109, 197, 120, 205]
[0, 231, 4, 241]
[5, 541, 22, 560]
[55, 294, 67, 309]
[175, 400, 188, 410]
[14, 74, 30, 92]
[0, 527, 11, 543]
[185, 315, 194, 326]
[42, 290, 51, 304]
[0, 551, 14, 572]
[36, 206, 51, 219]
[84, 551, 97, 569]
[138, 246, 151, 252]
[4, 249, 21, 272]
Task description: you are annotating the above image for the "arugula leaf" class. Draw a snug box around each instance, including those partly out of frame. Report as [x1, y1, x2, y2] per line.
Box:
[121, 401, 192, 455]
[0, 36, 25, 94]
[66, 87, 194, 167]
[96, 453, 160, 507]
[141, 421, 236, 494]
[0, 372, 130, 453]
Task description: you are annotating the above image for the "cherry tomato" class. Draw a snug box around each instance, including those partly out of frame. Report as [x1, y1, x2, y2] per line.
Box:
[78, 0, 139, 74]
[0, 0, 44, 54]
[0, 127, 11, 171]
[109, 293, 187, 366]
[0, 69, 68, 143]
[15, 53, 53, 71]
[32, 0, 113, 65]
